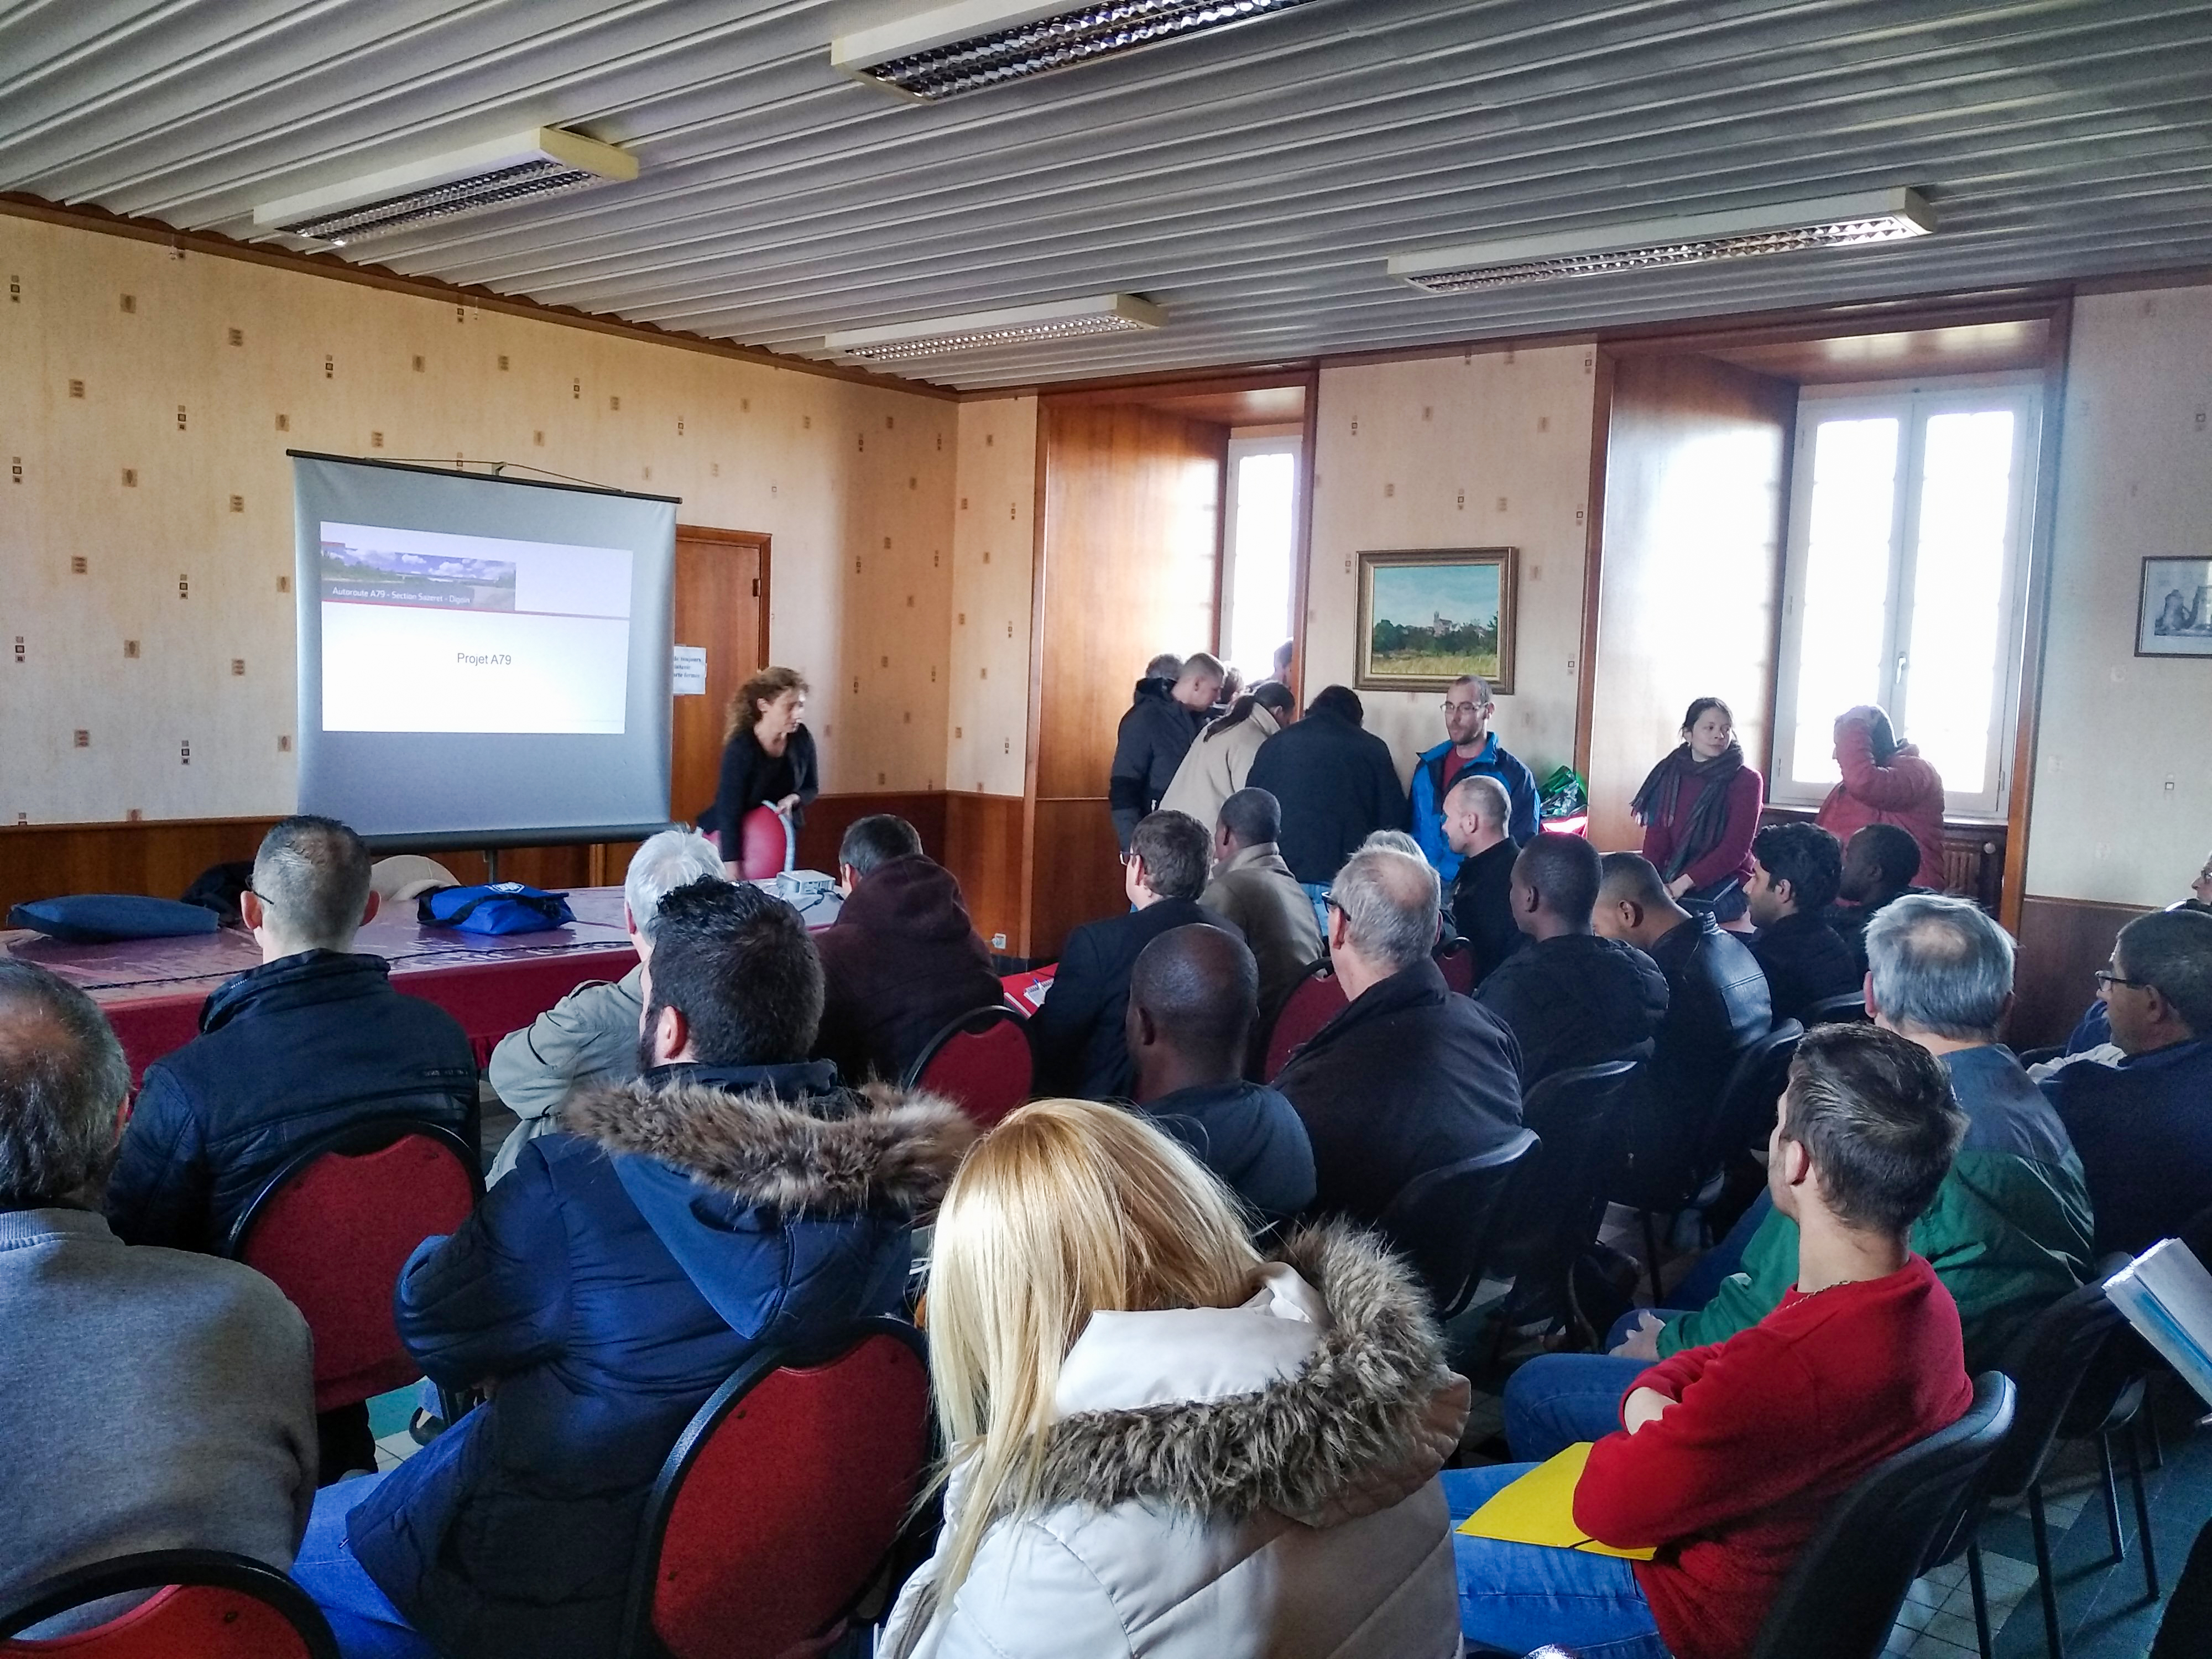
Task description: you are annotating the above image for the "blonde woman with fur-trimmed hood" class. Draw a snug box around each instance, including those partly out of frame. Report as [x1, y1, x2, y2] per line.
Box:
[883, 1098, 1468, 1659]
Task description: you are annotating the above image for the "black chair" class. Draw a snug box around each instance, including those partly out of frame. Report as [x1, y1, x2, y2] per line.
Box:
[1803, 990, 1871, 1025]
[0, 1548, 340, 1656]
[1749, 1373, 2017, 1659]
[1486, 1060, 1642, 1350]
[1374, 1129, 1538, 1319]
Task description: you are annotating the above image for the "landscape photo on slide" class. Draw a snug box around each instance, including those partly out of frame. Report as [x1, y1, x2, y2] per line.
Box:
[1355, 547, 1518, 693]
[321, 536, 519, 611]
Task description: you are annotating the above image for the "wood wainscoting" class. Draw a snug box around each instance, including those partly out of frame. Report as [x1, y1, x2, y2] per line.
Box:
[2011, 894, 2151, 1050]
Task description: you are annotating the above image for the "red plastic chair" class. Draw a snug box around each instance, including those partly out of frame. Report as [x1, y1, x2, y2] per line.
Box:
[735, 806, 795, 880]
[619, 1319, 933, 1659]
[1433, 936, 1476, 995]
[901, 1005, 1032, 1129]
[225, 1119, 481, 1413]
[2, 1548, 337, 1657]
[1262, 959, 1348, 1081]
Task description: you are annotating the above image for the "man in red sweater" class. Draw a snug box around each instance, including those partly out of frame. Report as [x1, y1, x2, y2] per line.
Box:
[1444, 1024, 1974, 1659]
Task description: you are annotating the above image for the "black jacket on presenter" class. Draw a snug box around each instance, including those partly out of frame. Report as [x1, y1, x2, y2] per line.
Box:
[703, 724, 818, 838]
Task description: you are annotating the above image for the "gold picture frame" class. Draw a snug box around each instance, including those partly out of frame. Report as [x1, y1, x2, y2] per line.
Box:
[1354, 547, 1518, 693]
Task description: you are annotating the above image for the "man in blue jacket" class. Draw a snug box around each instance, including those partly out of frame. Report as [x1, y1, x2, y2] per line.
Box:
[289, 879, 974, 1659]
[1408, 675, 1540, 880]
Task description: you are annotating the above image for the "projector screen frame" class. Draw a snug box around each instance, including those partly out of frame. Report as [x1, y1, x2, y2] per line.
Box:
[290, 451, 683, 854]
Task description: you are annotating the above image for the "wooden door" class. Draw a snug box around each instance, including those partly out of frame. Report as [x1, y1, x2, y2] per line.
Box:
[671, 528, 769, 825]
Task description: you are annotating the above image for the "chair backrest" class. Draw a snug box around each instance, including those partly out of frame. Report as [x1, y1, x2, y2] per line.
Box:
[1, 1548, 337, 1657]
[1980, 1261, 2131, 1500]
[1261, 958, 1347, 1081]
[901, 1005, 1032, 1129]
[1433, 937, 1475, 996]
[736, 805, 795, 880]
[1749, 1372, 2016, 1659]
[1700, 1018, 1804, 1168]
[1488, 1060, 1642, 1302]
[225, 1119, 481, 1413]
[1804, 990, 1871, 1026]
[1375, 1129, 1539, 1318]
[622, 1319, 932, 1659]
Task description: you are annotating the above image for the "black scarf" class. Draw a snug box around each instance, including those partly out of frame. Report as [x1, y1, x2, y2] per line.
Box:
[1630, 742, 1746, 880]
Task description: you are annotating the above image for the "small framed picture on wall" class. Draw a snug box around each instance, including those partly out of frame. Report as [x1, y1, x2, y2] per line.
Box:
[2137, 556, 2212, 658]
[1354, 547, 1519, 693]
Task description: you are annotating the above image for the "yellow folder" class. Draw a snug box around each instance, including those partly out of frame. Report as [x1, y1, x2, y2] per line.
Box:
[1454, 1443, 1657, 1560]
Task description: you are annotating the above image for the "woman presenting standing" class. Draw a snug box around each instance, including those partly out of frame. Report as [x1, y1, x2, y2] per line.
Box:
[703, 665, 817, 842]
[1631, 696, 1764, 922]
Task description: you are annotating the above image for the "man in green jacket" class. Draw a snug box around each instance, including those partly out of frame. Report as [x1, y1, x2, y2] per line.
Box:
[1504, 893, 2091, 1456]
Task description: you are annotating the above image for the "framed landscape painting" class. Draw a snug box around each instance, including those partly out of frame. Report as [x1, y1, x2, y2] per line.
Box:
[2138, 556, 2212, 658]
[1354, 547, 1518, 693]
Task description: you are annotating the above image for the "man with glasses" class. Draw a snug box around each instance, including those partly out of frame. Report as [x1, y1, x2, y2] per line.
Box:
[1410, 675, 1539, 881]
[2043, 906, 2212, 1254]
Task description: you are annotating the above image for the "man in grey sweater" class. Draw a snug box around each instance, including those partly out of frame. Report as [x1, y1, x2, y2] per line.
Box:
[0, 961, 315, 1632]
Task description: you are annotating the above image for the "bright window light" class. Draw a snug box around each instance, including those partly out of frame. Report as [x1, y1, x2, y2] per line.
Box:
[1787, 417, 1900, 789]
[1222, 444, 1298, 685]
[1904, 411, 2017, 795]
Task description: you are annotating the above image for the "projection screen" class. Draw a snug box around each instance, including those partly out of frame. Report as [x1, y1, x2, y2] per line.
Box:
[291, 452, 676, 848]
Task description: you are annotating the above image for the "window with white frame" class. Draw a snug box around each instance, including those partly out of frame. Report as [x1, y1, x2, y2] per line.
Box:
[1219, 436, 1301, 686]
[1771, 378, 2041, 818]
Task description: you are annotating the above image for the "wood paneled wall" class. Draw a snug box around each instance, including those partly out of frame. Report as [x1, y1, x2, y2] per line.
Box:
[1024, 400, 1227, 956]
[1585, 352, 1796, 851]
[2012, 894, 2149, 1049]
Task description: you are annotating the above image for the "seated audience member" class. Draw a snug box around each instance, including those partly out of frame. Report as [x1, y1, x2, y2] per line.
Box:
[1744, 821, 1860, 1024]
[105, 815, 476, 1477]
[1630, 696, 1765, 924]
[1246, 685, 1410, 931]
[1030, 811, 1237, 1100]
[487, 828, 726, 1181]
[1109, 651, 1223, 853]
[1124, 925, 1316, 1224]
[1828, 822, 1926, 977]
[1475, 833, 1669, 1089]
[2049, 857, 2212, 1063]
[291, 880, 972, 1659]
[1443, 774, 1525, 985]
[2043, 907, 2212, 1255]
[1410, 675, 1541, 878]
[1198, 786, 1323, 1024]
[1, 962, 316, 1632]
[1509, 894, 2091, 1460]
[1161, 680, 1298, 833]
[882, 1098, 1465, 1659]
[1594, 852, 1770, 1152]
[1816, 703, 1947, 889]
[1449, 1024, 1973, 1659]
[1274, 848, 1523, 1263]
[811, 813, 1003, 1084]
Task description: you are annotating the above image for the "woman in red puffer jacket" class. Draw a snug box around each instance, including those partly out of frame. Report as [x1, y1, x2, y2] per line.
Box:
[1815, 706, 1947, 887]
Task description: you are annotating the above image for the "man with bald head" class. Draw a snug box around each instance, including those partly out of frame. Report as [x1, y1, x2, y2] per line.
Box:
[1443, 772, 1524, 984]
[1124, 924, 1314, 1223]
[1274, 847, 1523, 1268]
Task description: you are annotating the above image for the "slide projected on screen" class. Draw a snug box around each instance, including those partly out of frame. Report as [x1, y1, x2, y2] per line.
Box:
[319, 523, 634, 734]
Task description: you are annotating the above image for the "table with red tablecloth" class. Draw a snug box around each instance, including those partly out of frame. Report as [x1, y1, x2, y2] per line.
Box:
[11, 875, 844, 1082]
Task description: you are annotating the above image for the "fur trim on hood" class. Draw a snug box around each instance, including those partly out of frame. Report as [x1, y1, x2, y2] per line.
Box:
[1030, 1223, 1470, 1528]
[562, 1074, 975, 1215]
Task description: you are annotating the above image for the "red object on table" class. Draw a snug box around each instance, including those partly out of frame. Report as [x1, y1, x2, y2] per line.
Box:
[999, 965, 1055, 1013]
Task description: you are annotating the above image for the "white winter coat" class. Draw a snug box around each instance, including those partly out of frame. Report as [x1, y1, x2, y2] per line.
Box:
[1159, 705, 1282, 833]
[882, 1226, 1469, 1659]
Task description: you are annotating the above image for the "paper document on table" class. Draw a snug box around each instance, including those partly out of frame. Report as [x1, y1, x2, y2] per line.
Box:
[2104, 1238, 2212, 1411]
[1454, 1442, 1656, 1560]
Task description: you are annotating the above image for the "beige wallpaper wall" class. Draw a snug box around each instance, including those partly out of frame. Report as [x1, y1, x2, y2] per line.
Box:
[0, 211, 958, 826]
[1307, 346, 1600, 789]
[945, 396, 1038, 799]
[2023, 283, 2212, 906]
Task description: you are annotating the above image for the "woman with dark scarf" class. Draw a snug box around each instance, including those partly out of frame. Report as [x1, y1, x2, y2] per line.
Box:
[1631, 697, 1764, 925]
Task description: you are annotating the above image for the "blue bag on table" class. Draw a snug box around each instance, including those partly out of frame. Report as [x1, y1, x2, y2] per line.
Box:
[416, 883, 575, 936]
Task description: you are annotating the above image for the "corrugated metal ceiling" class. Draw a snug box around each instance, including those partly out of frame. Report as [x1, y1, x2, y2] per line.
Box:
[3, 0, 2209, 389]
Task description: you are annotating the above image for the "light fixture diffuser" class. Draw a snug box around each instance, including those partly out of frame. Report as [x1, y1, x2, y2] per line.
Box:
[1388, 189, 1937, 294]
[824, 294, 1165, 362]
[254, 128, 638, 247]
[831, 0, 1318, 102]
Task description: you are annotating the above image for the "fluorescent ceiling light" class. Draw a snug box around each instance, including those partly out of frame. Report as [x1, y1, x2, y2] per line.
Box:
[254, 128, 638, 247]
[825, 294, 1165, 362]
[832, 0, 1318, 102]
[1388, 188, 1937, 294]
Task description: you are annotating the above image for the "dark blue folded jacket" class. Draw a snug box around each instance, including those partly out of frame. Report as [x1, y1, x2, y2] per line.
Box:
[346, 1060, 973, 1659]
[105, 950, 478, 1254]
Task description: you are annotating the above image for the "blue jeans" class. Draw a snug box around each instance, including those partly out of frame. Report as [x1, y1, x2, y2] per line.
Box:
[1300, 881, 1332, 938]
[1504, 1354, 1652, 1462]
[290, 1476, 441, 1659]
[1444, 1465, 1671, 1658]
